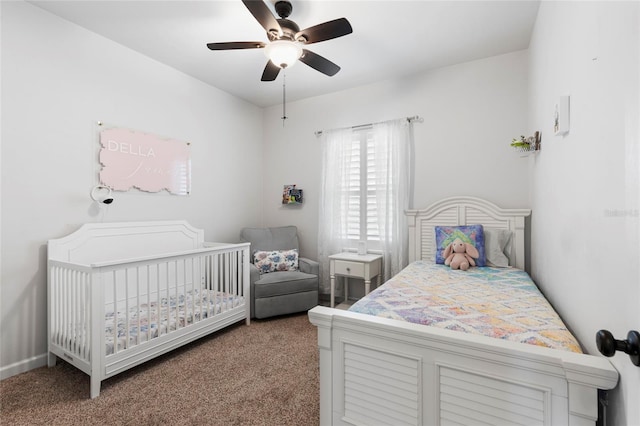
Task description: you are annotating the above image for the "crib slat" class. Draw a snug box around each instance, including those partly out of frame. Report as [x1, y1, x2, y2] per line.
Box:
[82, 272, 88, 360]
[213, 253, 218, 316]
[215, 254, 220, 312]
[64, 269, 70, 350]
[175, 259, 180, 330]
[52, 266, 58, 347]
[191, 258, 196, 324]
[61, 267, 65, 347]
[147, 265, 151, 344]
[75, 271, 79, 355]
[75, 271, 79, 357]
[219, 253, 222, 310]
[72, 271, 77, 355]
[125, 271, 130, 350]
[225, 252, 229, 311]
[228, 252, 232, 308]
[54, 267, 60, 347]
[203, 255, 207, 319]
[76, 271, 81, 356]
[61, 268, 66, 349]
[162, 262, 171, 333]
[113, 270, 118, 354]
[136, 266, 141, 347]
[233, 251, 238, 303]
[233, 252, 238, 299]
[86, 271, 91, 361]
[199, 256, 206, 320]
[183, 259, 187, 326]
[170, 260, 175, 331]
[184, 258, 190, 326]
[69, 271, 74, 354]
[157, 263, 161, 339]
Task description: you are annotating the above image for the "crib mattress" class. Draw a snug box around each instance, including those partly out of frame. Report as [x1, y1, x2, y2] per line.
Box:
[105, 289, 244, 355]
[349, 261, 582, 353]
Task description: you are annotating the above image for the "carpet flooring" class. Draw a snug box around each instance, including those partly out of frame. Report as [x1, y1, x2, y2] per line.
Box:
[0, 313, 319, 426]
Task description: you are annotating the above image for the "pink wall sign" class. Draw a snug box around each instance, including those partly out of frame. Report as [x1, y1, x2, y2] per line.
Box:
[99, 128, 191, 195]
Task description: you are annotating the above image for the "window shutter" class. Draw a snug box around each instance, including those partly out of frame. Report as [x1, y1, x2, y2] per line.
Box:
[340, 128, 390, 245]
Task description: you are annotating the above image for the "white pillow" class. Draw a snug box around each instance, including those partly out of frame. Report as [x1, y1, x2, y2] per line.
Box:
[484, 229, 512, 267]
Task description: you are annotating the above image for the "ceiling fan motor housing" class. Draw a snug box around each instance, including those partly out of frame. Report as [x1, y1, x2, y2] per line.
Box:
[270, 2, 300, 41]
[274, 1, 293, 19]
[275, 19, 300, 41]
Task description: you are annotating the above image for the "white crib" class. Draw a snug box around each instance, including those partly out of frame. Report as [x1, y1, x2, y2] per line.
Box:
[47, 220, 250, 398]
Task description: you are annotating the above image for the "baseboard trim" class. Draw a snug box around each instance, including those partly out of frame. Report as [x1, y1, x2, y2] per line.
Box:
[0, 353, 47, 380]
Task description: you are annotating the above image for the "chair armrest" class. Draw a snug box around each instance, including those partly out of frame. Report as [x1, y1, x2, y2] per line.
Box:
[249, 264, 260, 319]
[299, 257, 319, 275]
[249, 263, 260, 284]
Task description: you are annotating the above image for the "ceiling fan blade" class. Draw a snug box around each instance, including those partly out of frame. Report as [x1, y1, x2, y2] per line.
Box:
[296, 18, 353, 44]
[207, 41, 266, 51]
[261, 60, 281, 81]
[242, 0, 282, 36]
[299, 49, 340, 76]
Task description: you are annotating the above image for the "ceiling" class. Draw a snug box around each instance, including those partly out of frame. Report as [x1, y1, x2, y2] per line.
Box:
[29, 0, 540, 108]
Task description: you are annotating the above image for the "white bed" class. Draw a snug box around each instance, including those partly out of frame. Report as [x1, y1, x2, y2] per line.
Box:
[47, 220, 250, 398]
[308, 196, 618, 426]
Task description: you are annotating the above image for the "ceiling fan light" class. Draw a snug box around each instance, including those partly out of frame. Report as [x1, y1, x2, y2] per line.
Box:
[264, 40, 302, 69]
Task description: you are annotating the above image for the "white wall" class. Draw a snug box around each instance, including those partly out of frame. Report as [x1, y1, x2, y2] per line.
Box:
[262, 50, 531, 263]
[0, 1, 264, 377]
[4, 1, 636, 422]
[528, 2, 639, 425]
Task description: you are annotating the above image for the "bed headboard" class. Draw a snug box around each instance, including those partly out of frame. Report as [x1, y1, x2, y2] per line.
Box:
[406, 196, 531, 270]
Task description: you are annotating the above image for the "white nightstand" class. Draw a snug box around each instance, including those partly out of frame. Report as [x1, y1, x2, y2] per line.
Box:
[329, 252, 383, 308]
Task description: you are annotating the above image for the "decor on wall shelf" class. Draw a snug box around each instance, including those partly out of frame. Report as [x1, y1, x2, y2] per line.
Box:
[282, 184, 303, 204]
[511, 131, 541, 155]
[554, 95, 570, 135]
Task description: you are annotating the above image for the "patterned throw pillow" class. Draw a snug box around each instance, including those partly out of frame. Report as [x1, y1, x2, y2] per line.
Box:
[253, 249, 299, 273]
[434, 225, 486, 266]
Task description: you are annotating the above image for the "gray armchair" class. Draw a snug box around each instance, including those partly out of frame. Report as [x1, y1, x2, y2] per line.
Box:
[240, 226, 319, 319]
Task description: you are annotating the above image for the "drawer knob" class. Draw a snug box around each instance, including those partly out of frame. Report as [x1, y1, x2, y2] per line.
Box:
[346, 267, 350, 272]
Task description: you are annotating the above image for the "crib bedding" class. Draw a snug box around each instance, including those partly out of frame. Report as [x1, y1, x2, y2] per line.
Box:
[104, 289, 244, 355]
[349, 261, 582, 353]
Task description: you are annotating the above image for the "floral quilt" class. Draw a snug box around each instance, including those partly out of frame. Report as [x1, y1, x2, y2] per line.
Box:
[104, 290, 244, 355]
[349, 261, 582, 353]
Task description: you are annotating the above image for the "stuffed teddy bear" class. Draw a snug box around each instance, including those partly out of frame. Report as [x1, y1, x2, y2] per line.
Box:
[443, 238, 480, 271]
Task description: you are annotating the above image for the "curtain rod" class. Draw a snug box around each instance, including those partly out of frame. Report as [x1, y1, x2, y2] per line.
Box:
[314, 115, 423, 137]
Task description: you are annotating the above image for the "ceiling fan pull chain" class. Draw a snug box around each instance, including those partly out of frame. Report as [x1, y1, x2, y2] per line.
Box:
[282, 70, 288, 125]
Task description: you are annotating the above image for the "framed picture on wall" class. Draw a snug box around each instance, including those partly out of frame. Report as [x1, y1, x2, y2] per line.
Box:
[282, 185, 303, 204]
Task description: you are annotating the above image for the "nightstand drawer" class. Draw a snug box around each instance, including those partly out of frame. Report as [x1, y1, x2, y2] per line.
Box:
[334, 260, 365, 277]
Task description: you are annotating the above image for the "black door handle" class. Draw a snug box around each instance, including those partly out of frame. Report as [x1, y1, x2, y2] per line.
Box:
[596, 329, 640, 366]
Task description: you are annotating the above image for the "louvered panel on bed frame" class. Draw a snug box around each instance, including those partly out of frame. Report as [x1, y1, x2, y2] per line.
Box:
[438, 366, 547, 425]
[342, 342, 421, 425]
[407, 196, 530, 270]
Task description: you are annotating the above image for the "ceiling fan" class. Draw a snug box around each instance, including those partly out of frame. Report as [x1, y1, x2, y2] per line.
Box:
[207, 0, 353, 81]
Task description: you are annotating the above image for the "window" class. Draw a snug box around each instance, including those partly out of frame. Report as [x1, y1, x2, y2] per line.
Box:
[318, 118, 413, 291]
[342, 127, 390, 248]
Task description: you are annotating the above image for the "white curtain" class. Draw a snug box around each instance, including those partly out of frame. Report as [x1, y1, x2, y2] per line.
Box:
[371, 119, 412, 283]
[317, 118, 413, 294]
[317, 127, 354, 294]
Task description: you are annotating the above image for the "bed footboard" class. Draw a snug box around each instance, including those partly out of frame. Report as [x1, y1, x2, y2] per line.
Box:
[309, 306, 618, 426]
